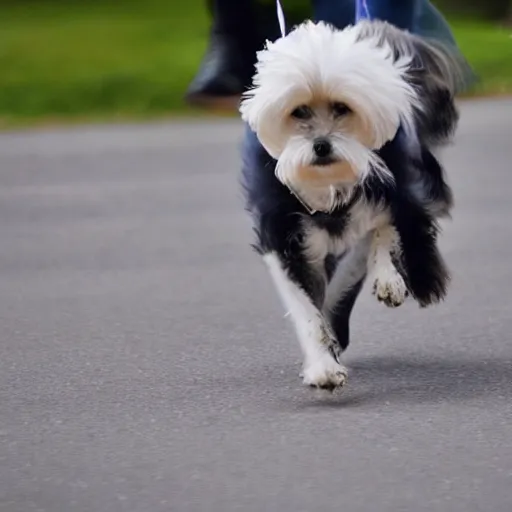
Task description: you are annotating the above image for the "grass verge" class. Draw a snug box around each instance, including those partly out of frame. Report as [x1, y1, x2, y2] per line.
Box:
[1, 0, 511, 128]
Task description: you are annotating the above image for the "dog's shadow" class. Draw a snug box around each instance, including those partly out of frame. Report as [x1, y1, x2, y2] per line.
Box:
[290, 354, 512, 409]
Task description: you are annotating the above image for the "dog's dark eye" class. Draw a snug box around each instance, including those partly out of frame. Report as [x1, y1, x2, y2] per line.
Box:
[331, 102, 352, 117]
[291, 105, 313, 120]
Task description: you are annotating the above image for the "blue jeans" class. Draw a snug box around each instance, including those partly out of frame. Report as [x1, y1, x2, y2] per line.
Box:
[313, 0, 456, 45]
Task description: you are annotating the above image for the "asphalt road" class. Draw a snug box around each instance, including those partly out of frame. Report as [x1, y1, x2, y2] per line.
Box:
[1, 99, 511, 512]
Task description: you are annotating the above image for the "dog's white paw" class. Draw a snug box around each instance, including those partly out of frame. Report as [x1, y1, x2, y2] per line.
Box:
[373, 267, 408, 308]
[302, 353, 348, 391]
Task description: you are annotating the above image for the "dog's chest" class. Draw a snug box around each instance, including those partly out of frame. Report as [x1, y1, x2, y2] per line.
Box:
[303, 203, 388, 263]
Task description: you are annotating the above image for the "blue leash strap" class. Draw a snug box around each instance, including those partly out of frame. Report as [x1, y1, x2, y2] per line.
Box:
[356, 0, 372, 20]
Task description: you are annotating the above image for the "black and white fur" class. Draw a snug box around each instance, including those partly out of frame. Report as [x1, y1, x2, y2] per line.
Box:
[239, 20, 469, 390]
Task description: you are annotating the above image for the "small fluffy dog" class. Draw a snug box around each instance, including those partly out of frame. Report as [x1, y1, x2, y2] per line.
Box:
[238, 19, 470, 391]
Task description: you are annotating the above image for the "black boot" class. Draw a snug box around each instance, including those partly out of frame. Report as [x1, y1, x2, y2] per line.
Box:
[185, 33, 257, 109]
[185, 0, 280, 109]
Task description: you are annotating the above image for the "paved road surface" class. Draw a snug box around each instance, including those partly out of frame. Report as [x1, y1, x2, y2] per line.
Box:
[1, 99, 511, 512]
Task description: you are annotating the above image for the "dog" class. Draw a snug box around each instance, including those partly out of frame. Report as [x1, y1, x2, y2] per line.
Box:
[239, 20, 469, 390]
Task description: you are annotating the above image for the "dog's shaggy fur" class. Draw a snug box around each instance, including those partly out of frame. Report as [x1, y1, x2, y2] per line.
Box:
[239, 20, 469, 390]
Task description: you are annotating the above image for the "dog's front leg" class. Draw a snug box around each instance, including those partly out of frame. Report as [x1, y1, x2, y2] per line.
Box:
[323, 237, 371, 352]
[263, 251, 347, 391]
[369, 224, 408, 308]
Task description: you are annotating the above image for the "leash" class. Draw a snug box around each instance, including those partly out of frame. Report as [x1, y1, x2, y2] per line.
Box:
[275, 0, 287, 38]
[357, 0, 372, 20]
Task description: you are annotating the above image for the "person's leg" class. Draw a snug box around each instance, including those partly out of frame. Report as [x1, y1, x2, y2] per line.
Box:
[355, 0, 457, 45]
[186, 0, 279, 108]
[312, 0, 458, 45]
[187, 0, 463, 109]
[312, 0, 355, 29]
[355, 0, 420, 29]
[414, 0, 457, 45]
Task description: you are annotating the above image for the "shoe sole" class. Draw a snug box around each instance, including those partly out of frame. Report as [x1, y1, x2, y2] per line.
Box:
[185, 93, 241, 111]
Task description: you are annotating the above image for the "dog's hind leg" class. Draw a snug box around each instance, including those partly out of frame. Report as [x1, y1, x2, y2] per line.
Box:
[323, 238, 370, 352]
[262, 249, 348, 391]
[391, 198, 450, 307]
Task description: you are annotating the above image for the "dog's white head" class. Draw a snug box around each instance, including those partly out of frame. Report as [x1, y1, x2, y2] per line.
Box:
[239, 21, 420, 211]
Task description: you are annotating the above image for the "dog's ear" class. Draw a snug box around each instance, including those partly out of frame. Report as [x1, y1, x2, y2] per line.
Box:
[355, 20, 473, 146]
[239, 82, 291, 159]
[239, 82, 261, 132]
[239, 39, 288, 136]
[238, 33, 316, 159]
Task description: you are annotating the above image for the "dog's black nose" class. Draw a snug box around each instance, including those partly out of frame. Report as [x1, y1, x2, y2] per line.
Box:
[313, 138, 332, 158]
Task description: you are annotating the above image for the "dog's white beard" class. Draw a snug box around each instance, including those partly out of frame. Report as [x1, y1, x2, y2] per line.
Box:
[275, 136, 393, 213]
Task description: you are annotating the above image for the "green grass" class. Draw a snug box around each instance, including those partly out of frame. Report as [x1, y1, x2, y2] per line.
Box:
[0, 0, 211, 127]
[450, 18, 512, 96]
[0, 0, 511, 128]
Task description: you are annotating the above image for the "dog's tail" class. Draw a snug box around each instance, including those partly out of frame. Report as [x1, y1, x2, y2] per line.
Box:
[355, 20, 474, 148]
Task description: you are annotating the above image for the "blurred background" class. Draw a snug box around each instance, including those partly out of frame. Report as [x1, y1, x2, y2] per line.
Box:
[0, 0, 511, 129]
